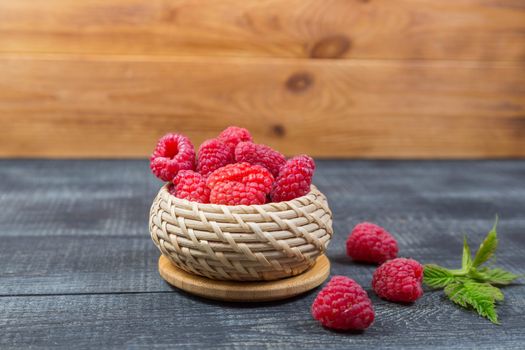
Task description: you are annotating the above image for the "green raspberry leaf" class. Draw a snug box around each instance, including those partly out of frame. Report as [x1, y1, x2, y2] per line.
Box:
[468, 281, 504, 301]
[424, 217, 518, 325]
[462, 237, 472, 271]
[472, 267, 521, 285]
[424, 264, 456, 288]
[472, 218, 498, 268]
[444, 281, 502, 324]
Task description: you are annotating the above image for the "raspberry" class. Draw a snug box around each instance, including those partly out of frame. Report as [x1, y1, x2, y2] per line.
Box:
[172, 170, 210, 203]
[207, 162, 274, 205]
[346, 222, 398, 264]
[235, 142, 286, 177]
[207, 162, 274, 194]
[197, 139, 234, 176]
[210, 181, 266, 206]
[372, 258, 424, 303]
[311, 276, 375, 331]
[270, 155, 315, 202]
[218, 126, 253, 149]
[150, 133, 195, 182]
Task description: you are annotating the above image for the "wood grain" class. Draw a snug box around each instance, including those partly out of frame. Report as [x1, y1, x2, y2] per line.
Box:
[158, 255, 330, 302]
[1, 55, 524, 158]
[2, 290, 524, 349]
[0, 160, 524, 349]
[0, 0, 524, 61]
[1, 0, 524, 158]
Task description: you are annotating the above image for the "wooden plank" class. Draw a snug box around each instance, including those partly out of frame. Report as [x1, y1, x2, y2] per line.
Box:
[1, 56, 524, 158]
[1, 289, 524, 348]
[0, 235, 168, 295]
[1, 230, 522, 296]
[0, 159, 159, 238]
[2, 160, 525, 240]
[0, 0, 524, 61]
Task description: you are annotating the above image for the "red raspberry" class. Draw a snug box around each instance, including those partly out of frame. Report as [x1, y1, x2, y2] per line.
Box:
[150, 133, 195, 182]
[218, 126, 253, 149]
[270, 155, 315, 202]
[172, 170, 210, 203]
[210, 181, 266, 206]
[372, 258, 424, 303]
[311, 276, 375, 331]
[346, 222, 398, 264]
[235, 142, 286, 177]
[207, 162, 274, 194]
[207, 162, 274, 205]
[197, 139, 234, 177]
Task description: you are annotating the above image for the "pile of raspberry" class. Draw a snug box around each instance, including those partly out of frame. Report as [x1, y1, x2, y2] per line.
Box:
[311, 222, 424, 331]
[149, 126, 316, 205]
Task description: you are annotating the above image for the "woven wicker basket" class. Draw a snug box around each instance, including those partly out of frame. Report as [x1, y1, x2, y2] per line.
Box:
[149, 184, 333, 281]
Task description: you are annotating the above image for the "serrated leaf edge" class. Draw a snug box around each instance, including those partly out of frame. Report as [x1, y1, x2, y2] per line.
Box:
[444, 281, 501, 324]
[472, 219, 499, 268]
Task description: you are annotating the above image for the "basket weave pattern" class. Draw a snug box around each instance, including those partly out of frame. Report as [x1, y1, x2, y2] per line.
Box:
[149, 184, 333, 281]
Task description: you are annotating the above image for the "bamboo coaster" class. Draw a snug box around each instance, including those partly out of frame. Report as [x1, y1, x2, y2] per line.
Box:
[158, 255, 330, 302]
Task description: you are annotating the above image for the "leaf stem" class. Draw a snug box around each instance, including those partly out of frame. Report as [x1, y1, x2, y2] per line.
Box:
[448, 268, 468, 276]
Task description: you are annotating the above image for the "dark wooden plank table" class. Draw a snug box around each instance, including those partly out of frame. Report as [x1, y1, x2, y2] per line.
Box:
[0, 160, 523, 349]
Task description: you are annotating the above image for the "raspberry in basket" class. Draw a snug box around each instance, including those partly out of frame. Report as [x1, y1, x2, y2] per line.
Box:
[235, 141, 286, 177]
[346, 222, 398, 264]
[172, 170, 210, 203]
[150, 133, 195, 182]
[311, 276, 375, 330]
[218, 126, 253, 149]
[270, 155, 315, 202]
[207, 162, 274, 194]
[207, 162, 274, 205]
[197, 138, 234, 176]
[210, 181, 267, 205]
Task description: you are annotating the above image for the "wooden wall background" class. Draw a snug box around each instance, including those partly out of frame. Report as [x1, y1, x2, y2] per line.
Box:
[1, 0, 524, 158]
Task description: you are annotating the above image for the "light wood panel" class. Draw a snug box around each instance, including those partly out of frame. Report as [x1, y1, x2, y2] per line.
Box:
[1, 55, 523, 158]
[0, 0, 524, 60]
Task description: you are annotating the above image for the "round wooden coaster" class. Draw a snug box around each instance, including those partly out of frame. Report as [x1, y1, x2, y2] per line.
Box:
[158, 255, 330, 302]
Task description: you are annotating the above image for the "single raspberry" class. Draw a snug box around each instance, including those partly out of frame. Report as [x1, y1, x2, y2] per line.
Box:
[270, 155, 315, 202]
[172, 170, 210, 203]
[234, 142, 286, 177]
[207, 162, 274, 194]
[150, 133, 195, 182]
[346, 222, 398, 264]
[197, 139, 234, 176]
[372, 258, 424, 303]
[210, 181, 266, 205]
[311, 276, 375, 331]
[218, 126, 253, 149]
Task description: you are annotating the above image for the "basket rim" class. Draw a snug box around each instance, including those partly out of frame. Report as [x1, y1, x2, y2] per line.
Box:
[159, 183, 322, 210]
